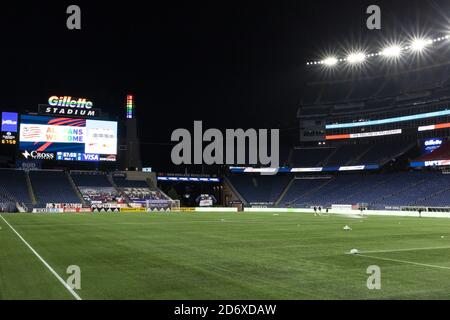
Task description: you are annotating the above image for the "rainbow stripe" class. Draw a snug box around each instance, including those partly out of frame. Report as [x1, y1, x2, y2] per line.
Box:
[126, 95, 134, 119]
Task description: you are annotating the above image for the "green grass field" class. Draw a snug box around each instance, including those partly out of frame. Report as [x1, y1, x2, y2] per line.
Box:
[1, 211, 450, 300]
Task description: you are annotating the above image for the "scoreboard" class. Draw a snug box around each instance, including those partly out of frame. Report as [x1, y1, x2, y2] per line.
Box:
[18, 115, 118, 162]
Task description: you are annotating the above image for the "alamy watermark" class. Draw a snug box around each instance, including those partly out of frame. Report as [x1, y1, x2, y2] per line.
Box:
[366, 265, 381, 290]
[171, 121, 279, 175]
[366, 5, 381, 30]
[67, 5, 81, 30]
[66, 265, 81, 290]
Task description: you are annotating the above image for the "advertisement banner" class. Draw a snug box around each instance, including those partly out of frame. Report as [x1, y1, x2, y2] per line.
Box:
[1, 112, 18, 132]
[120, 207, 146, 212]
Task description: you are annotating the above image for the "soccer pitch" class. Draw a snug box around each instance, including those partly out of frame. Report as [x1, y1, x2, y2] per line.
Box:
[1, 212, 450, 300]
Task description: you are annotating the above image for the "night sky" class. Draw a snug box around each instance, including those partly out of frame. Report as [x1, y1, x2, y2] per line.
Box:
[1, 0, 449, 171]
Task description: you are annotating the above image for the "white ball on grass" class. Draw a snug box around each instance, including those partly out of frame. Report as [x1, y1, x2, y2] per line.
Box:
[350, 249, 360, 255]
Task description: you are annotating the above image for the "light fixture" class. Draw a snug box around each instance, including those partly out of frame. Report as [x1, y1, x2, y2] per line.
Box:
[380, 45, 402, 57]
[347, 52, 366, 64]
[323, 57, 338, 66]
[411, 38, 431, 51]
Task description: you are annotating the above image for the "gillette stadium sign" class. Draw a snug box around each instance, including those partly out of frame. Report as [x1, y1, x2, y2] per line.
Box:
[38, 96, 101, 118]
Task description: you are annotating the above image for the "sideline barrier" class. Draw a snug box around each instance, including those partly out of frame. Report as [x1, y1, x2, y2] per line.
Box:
[245, 208, 306, 213]
[33, 208, 64, 213]
[195, 207, 238, 212]
[120, 207, 146, 213]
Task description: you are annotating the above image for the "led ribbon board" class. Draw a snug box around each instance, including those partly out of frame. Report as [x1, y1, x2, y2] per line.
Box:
[326, 129, 402, 140]
[157, 176, 221, 182]
[229, 165, 379, 173]
[411, 160, 450, 168]
[326, 109, 450, 130]
[418, 122, 450, 132]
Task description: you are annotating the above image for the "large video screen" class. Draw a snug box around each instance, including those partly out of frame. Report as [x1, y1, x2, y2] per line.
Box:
[19, 115, 117, 162]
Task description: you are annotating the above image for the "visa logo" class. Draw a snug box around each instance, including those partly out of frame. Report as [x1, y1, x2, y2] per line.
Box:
[83, 154, 99, 161]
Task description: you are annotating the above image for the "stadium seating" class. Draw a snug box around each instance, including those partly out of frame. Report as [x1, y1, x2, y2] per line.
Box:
[279, 178, 329, 207]
[380, 172, 450, 208]
[232, 171, 450, 209]
[29, 170, 80, 205]
[228, 175, 291, 205]
[414, 141, 450, 162]
[121, 188, 168, 203]
[113, 176, 169, 203]
[71, 171, 112, 187]
[71, 171, 122, 205]
[0, 169, 32, 206]
[290, 141, 415, 168]
[290, 148, 335, 167]
[325, 144, 369, 166]
[359, 141, 415, 165]
[113, 177, 149, 188]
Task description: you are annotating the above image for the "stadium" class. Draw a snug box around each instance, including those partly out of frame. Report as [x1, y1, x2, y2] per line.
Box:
[2, 1, 450, 306]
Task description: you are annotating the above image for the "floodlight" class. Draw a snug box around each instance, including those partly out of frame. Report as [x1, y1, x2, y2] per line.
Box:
[411, 38, 431, 51]
[323, 57, 338, 66]
[381, 45, 402, 57]
[347, 52, 366, 64]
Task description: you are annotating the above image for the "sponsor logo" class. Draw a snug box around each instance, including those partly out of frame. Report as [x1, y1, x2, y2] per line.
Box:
[1, 112, 18, 132]
[82, 153, 100, 161]
[100, 155, 116, 162]
[1, 131, 17, 145]
[424, 139, 443, 147]
[2, 132, 16, 140]
[48, 96, 94, 109]
[22, 150, 54, 160]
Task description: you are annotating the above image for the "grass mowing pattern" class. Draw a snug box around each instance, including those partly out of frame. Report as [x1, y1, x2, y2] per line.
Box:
[1, 212, 450, 299]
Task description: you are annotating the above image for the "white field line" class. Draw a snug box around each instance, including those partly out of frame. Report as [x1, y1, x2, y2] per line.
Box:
[359, 246, 450, 254]
[0, 214, 82, 300]
[355, 253, 450, 271]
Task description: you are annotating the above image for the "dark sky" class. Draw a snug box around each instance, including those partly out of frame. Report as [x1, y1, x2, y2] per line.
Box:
[1, 0, 449, 171]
